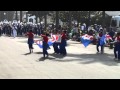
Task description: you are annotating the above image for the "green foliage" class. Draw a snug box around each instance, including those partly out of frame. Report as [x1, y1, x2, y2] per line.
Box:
[27, 11, 50, 18]
[27, 11, 112, 27]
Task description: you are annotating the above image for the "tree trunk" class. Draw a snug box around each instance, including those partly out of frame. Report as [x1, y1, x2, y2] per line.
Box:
[16, 11, 18, 21]
[0, 12, 2, 21]
[35, 16, 38, 23]
[102, 11, 105, 27]
[69, 11, 72, 32]
[39, 17, 42, 25]
[78, 11, 80, 24]
[56, 11, 59, 29]
[20, 11, 22, 22]
[88, 11, 91, 26]
[44, 14, 47, 31]
[35, 11, 38, 23]
[26, 12, 28, 23]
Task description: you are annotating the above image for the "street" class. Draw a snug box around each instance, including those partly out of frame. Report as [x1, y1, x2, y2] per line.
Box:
[0, 36, 120, 79]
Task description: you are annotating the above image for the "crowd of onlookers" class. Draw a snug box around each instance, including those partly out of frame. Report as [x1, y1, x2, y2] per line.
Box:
[0, 21, 118, 46]
[69, 23, 118, 46]
[0, 22, 45, 37]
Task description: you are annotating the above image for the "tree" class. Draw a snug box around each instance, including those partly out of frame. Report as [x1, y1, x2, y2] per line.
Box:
[59, 11, 69, 22]
[27, 11, 50, 23]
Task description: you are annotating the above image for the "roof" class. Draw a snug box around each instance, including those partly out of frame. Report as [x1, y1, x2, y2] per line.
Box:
[106, 11, 120, 16]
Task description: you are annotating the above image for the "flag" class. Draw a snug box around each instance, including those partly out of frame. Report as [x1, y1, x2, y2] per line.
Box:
[100, 35, 106, 46]
[52, 35, 61, 42]
[100, 34, 112, 46]
[34, 39, 55, 48]
[34, 40, 43, 48]
[81, 34, 93, 47]
[34, 36, 55, 48]
[34, 35, 62, 48]
[105, 34, 112, 41]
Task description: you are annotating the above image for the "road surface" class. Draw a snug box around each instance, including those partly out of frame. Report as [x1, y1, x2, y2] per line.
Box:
[0, 36, 120, 79]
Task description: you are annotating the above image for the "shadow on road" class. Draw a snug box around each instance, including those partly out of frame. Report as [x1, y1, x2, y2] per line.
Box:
[33, 51, 118, 66]
[50, 53, 119, 66]
[38, 57, 56, 61]
[39, 57, 46, 61]
[49, 53, 66, 59]
[34, 52, 43, 54]
[23, 52, 31, 55]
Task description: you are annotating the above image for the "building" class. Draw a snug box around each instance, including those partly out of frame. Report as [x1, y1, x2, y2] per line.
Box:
[106, 11, 120, 16]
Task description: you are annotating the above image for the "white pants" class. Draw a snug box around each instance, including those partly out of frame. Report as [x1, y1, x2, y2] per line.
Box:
[13, 30, 17, 38]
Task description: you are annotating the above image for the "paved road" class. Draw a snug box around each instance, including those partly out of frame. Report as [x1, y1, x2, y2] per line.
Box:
[0, 36, 120, 79]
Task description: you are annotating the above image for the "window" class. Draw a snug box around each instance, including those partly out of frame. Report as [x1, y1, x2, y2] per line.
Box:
[29, 18, 33, 23]
[111, 20, 117, 27]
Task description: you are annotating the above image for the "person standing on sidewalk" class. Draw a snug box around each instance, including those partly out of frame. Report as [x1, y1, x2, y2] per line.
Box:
[12, 25, 17, 38]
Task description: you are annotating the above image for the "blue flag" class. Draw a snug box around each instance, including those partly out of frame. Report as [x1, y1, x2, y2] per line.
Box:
[81, 34, 93, 47]
[34, 40, 54, 48]
[100, 35, 106, 46]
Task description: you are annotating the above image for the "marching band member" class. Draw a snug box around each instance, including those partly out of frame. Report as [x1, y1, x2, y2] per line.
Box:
[114, 32, 120, 61]
[96, 31, 104, 54]
[53, 30, 60, 54]
[41, 32, 49, 58]
[60, 30, 67, 56]
[26, 30, 34, 53]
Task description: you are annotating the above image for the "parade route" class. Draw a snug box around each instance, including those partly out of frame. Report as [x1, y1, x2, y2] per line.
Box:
[0, 36, 120, 79]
